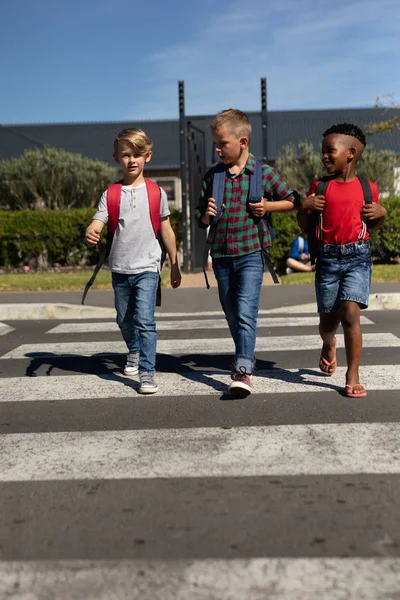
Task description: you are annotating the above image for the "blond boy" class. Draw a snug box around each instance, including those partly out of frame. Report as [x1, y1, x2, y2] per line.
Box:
[86, 129, 181, 394]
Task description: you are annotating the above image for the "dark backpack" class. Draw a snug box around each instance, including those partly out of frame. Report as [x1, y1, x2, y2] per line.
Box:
[307, 175, 382, 264]
[211, 158, 275, 239]
[204, 158, 279, 286]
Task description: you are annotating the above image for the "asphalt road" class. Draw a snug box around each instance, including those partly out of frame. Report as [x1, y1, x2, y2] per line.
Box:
[0, 289, 400, 599]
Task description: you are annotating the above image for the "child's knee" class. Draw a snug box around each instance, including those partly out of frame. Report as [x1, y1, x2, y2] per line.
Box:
[339, 301, 360, 327]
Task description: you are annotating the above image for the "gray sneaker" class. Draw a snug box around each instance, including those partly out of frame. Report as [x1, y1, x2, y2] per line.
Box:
[124, 352, 139, 376]
[139, 372, 158, 394]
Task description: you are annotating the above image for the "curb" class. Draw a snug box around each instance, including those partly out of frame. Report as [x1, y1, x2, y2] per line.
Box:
[0, 303, 116, 320]
[0, 293, 399, 321]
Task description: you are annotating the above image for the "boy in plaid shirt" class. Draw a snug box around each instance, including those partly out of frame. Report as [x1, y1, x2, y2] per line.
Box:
[195, 109, 297, 395]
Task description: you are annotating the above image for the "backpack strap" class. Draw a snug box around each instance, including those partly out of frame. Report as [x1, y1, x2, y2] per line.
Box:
[144, 178, 165, 305]
[202, 165, 226, 287]
[248, 157, 262, 203]
[107, 181, 123, 235]
[307, 177, 331, 263]
[145, 178, 162, 237]
[249, 158, 279, 283]
[357, 175, 372, 242]
[210, 163, 227, 224]
[357, 176, 385, 258]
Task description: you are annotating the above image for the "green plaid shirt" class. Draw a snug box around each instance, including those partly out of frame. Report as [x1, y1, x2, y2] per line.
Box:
[195, 153, 296, 258]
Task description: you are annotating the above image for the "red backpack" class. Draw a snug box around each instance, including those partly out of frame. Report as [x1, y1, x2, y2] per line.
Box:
[82, 178, 165, 305]
[106, 178, 161, 236]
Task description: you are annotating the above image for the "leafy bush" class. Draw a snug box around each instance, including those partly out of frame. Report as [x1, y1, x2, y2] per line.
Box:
[0, 208, 183, 268]
[0, 147, 117, 210]
[0, 199, 396, 270]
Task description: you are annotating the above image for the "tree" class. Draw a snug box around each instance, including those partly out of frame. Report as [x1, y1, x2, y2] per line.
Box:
[275, 141, 396, 196]
[274, 141, 324, 197]
[365, 95, 400, 135]
[356, 145, 396, 195]
[0, 147, 118, 210]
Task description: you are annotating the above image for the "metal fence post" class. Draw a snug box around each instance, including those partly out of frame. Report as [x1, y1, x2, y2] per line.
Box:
[178, 81, 189, 272]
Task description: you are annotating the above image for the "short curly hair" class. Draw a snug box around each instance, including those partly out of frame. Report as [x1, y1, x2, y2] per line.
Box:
[323, 123, 366, 146]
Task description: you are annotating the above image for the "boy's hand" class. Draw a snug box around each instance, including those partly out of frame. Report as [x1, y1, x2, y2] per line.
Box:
[299, 253, 310, 261]
[85, 226, 101, 246]
[361, 203, 387, 221]
[248, 199, 267, 218]
[201, 198, 226, 225]
[301, 194, 326, 212]
[170, 263, 181, 289]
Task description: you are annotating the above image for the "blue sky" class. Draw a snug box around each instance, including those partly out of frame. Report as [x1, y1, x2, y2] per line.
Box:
[1, 0, 399, 124]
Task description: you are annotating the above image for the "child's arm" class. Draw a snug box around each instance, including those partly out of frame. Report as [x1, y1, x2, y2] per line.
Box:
[296, 186, 327, 232]
[160, 216, 181, 289]
[248, 167, 298, 218]
[86, 191, 108, 246]
[85, 219, 105, 246]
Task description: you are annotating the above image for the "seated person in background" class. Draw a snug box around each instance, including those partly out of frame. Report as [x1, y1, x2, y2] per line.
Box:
[286, 232, 314, 273]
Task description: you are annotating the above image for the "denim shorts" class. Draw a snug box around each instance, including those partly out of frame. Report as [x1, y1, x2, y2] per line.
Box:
[315, 242, 371, 313]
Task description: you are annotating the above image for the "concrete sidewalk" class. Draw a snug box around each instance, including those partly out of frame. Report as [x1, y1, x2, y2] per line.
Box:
[0, 274, 399, 320]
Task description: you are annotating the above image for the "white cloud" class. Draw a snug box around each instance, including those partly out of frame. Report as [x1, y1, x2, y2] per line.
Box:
[128, 0, 400, 119]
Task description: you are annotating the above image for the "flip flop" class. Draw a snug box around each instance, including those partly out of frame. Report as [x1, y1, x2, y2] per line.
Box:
[344, 384, 367, 398]
[319, 338, 337, 376]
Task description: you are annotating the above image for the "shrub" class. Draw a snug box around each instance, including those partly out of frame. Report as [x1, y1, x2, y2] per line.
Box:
[0, 207, 183, 268]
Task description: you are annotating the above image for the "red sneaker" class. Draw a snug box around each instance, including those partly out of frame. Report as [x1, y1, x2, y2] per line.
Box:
[229, 369, 253, 394]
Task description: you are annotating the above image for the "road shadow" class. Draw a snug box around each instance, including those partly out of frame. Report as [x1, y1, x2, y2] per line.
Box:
[24, 352, 342, 398]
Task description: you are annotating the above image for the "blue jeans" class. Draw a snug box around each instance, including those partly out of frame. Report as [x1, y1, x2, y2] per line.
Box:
[212, 252, 263, 374]
[112, 271, 159, 374]
[315, 242, 371, 312]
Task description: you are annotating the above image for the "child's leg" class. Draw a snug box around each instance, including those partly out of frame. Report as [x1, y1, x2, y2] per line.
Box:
[339, 300, 364, 391]
[319, 311, 340, 374]
[112, 272, 139, 354]
[131, 271, 159, 374]
[337, 243, 371, 395]
[286, 257, 313, 272]
[212, 257, 237, 343]
[233, 252, 263, 373]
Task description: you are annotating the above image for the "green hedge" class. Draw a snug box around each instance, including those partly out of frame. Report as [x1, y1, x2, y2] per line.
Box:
[0, 208, 183, 268]
[0, 199, 397, 269]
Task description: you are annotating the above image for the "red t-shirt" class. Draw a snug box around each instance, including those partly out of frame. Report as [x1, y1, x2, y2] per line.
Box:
[307, 178, 379, 245]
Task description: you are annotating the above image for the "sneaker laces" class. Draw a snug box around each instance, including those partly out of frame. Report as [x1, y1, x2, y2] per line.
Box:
[234, 366, 249, 381]
[140, 372, 155, 386]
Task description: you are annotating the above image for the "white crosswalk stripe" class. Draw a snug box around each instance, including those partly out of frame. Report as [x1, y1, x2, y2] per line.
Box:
[46, 315, 375, 334]
[0, 322, 15, 336]
[1, 332, 397, 359]
[1, 310, 400, 599]
[1, 558, 400, 599]
[2, 423, 400, 481]
[0, 365, 399, 402]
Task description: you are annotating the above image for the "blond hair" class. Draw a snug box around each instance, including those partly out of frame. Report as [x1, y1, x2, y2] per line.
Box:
[209, 109, 252, 138]
[113, 128, 152, 155]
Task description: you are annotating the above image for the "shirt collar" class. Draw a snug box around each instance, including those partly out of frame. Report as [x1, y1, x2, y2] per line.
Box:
[225, 153, 256, 177]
